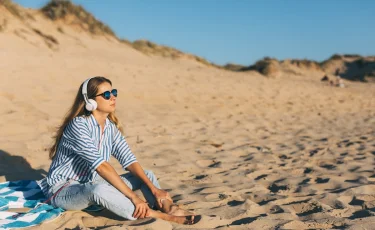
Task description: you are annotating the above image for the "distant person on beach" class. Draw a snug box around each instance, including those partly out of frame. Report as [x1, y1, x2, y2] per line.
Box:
[334, 68, 345, 88]
[335, 75, 345, 88]
[321, 71, 345, 88]
[41, 76, 200, 225]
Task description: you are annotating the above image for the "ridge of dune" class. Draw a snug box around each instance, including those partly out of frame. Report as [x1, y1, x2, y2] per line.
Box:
[1, 0, 374, 82]
[227, 55, 375, 82]
[1, 1, 375, 229]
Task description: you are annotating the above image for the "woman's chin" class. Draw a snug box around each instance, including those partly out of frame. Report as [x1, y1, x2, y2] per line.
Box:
[97, 108, 116, 114]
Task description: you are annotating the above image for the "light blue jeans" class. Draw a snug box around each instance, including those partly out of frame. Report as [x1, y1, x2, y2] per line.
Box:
[48, 170, 161, 220]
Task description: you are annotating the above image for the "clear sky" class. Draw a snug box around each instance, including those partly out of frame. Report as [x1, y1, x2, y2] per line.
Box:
[13, 0, 375, 66]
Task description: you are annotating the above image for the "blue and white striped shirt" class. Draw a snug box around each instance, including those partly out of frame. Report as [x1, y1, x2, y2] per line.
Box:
[38, 114, 137, 195]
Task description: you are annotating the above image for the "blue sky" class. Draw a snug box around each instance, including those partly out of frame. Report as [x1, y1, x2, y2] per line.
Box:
[13, 0, 375, 66]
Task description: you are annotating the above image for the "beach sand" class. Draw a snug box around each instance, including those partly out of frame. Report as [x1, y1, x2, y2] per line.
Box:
[1, 7, 375, 229]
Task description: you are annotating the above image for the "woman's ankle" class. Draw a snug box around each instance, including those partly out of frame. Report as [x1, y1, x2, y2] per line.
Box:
[166, 204, 179, 215]
[159, 199, 174, 213]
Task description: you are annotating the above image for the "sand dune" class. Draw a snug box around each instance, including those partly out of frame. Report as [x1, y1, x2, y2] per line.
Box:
[1, 2, 375, 229]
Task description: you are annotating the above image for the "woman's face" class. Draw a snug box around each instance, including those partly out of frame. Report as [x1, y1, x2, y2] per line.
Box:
[94, 82, 117, 114]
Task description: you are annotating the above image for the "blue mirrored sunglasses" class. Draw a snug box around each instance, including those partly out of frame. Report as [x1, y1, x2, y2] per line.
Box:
[95, 89, 118, 100]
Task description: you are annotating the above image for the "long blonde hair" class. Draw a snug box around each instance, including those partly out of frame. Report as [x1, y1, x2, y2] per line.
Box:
[49, 76, 123, 160]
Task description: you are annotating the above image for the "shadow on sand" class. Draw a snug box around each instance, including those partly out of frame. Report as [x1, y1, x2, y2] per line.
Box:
[0, 149, 48, 181]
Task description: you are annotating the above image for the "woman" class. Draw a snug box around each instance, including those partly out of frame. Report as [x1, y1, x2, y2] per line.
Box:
[43, 76, 199, 225]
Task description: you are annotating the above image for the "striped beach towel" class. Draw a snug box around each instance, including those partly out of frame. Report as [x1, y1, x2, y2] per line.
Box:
[0, 180, 63, 229]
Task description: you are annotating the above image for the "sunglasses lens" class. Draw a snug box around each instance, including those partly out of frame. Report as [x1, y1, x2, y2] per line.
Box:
[103, 91, 111, 100]
[111, 89, 118, 97]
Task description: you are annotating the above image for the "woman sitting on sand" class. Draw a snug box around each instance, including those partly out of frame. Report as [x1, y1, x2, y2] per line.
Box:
[41, 76, 200, 225]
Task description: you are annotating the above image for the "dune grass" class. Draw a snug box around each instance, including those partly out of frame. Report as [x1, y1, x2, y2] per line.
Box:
[130, 39, 220, 67]
[1, 0, 34, 20]
[40, 0, 115, 36]
[1, 0, 22, 18]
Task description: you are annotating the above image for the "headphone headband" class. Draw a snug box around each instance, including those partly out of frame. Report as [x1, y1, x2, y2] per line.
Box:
[82, 77, 92, 96]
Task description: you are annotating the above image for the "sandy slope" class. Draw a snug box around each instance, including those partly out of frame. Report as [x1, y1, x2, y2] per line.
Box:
[1, 7, 375, 230]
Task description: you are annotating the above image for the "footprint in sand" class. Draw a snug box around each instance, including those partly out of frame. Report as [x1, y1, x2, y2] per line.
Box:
[208, 161, 222, 168]
[269, 205, 285, 214]
[195, 174, 208, 180]
[348, 210, 375, 220]
[353, 156, 366, 160]
[344, 176, 368, 184]
[286, 200, 324, 217]
[228, 216, 261, 226]
[315, 177, 330, 184]
[227, 200, 245, 206]
[195, 159, 222, 168]
[255, 174, 268, 180]
[195, 159, 214, 168]
[204, 193, 229, 202]
[209, 204, 247, 219]
[319, 163, 336, 170]
[298, 178, 311, 185]
[278, 154, 291, 160]
[247, 193, 283, 206]
[347, 166, 361, 173]
[268, 183, 290, 193]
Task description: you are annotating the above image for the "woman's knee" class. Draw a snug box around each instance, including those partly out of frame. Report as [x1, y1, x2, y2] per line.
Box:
[52, 184, 92, 210]
[144, 170, 156, 180]
[144, 170, 161, 189]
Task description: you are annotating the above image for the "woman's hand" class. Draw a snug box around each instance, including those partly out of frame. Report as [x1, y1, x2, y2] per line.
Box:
[153, 188, 173, 208]
[131, 197, 150, 219]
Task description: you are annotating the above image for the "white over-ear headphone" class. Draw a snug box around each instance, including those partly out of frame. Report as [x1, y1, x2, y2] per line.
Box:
[82, 77, 98, 111]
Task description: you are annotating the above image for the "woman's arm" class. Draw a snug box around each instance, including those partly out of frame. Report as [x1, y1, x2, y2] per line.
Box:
[96, 161, 149, 218]
[110, 126, 171, 207]
[126, 162, 158, 193]
[127, 162, 172, 208]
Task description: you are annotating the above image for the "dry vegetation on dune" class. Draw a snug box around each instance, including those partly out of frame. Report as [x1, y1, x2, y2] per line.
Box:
[241, 57, 281, 77]
[1, 0, 21, 18]
[129, 39, 221, 68]
[40, 0, 115, 36]
[131, 39, 184, 59]
[226, 54, 375, 81]
[223, 63, 246, 71]
[0, 0, 34, 20]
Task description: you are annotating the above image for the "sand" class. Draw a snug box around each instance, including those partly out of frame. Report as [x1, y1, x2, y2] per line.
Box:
[1, 7, 375, 230]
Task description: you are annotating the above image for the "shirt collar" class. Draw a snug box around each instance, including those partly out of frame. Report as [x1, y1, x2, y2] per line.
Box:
[88, 114, 110, 129]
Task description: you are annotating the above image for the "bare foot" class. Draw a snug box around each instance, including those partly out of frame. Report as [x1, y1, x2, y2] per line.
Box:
[168, 204, 195, 216]
[171, 215, 202, 225]
[159, 199, 194, 216]
[147, 209, 201, 225]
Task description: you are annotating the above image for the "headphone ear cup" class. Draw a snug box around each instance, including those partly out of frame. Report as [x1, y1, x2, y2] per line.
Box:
[85, 103, 94, 111]
[86, 99, 97, 111]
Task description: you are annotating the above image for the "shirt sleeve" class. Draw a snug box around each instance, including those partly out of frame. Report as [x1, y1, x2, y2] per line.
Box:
[111, 127, 137, 169]
[63, 117, 105, 173]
